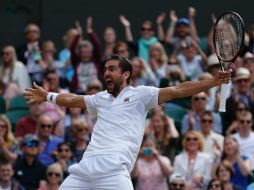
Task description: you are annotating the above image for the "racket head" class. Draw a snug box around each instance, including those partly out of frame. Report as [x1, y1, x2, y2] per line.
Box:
[213, 11, 245, 70]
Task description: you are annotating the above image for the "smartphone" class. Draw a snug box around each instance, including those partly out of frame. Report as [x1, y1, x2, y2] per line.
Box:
[143, 148, 153, 155]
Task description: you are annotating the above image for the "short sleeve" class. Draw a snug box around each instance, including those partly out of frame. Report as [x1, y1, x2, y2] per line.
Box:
[137, 86, 159, 111]
[84, 95, 97, 115]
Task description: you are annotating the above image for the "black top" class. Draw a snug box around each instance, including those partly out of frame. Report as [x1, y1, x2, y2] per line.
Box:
[13, 156, 47, 190]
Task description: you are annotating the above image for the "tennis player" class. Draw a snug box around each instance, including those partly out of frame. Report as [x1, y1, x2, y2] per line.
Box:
[24, 54, 230, 190]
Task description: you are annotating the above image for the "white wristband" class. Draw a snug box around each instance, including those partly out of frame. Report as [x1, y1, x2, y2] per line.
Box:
[47, 92, 59, 104]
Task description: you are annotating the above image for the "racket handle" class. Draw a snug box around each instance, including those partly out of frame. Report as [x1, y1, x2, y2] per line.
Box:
[219, 83, 229, 112]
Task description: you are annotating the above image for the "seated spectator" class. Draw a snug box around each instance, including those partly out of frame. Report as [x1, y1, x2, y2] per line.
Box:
[0, 159, 25, 190]
[168, 173, 186, 190]
[132, 136, 171, 190]
[17, 23, 43, 84]
[14, 134, 46, 190]
[232, 111, 254, 171]
[38, 163, 63, 190]
[130, 57, 157, 87]
[173, 131, 213, 189]
[15, 102, 44, 143]
[113, 41, 130, 59]
[101, 26, 117, 61]
[37, 114, 63, 166]
[181, 92, 222, 134]
[86, 79, 103, 95]
[242, 52, 254, 83]
[220, 136, 251, 189]
[119, 16, 158, 61]
[70, 120, 89, 163]
[207, 179, 223, 190]
[55, 142, 74, 179]
[215, 161, 243, 190]
[0, 115, 18, 162]
[148, 42, 168, 84]
[199, 111, 224, 160]
[149, 108, 179, 162]
[0, 45, 31, 108]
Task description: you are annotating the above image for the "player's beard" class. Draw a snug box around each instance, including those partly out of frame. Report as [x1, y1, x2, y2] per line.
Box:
[106, 77, 123, 96]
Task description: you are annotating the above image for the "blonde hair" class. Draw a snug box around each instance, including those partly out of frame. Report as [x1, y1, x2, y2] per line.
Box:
[71, 120, 88, 134]
[149, 42, 168, 63]
[182, 131, 204, 152]
[41, 40, 56, 52]
[47, 163, 63, 181]
[0, 45, 17, 83]
[63, 28, 78, 43]
[0, 115, 15, 149]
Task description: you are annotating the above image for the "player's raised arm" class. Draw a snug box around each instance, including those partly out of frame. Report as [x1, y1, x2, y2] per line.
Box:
[158, 70, 231, 105]
[24, 82, 87, 109]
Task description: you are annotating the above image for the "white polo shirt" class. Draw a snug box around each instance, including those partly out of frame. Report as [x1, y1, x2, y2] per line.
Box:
[82, 86, 159, 172]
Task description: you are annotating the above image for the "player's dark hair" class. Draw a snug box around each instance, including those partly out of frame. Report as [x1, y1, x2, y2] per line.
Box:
[106, 54, 133, 84]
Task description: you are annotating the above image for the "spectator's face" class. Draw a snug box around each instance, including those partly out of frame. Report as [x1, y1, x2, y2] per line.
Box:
[182, 45, 197, 60]
[0, 164, 14, 183]
[185, 134, 199, 152]
[150, 48, 161, 61]
[176, 25, 190, 38]
[169, 179, 185, 190]
[87, 85, 102, 95]
[25, 25, 40, 42]
[200, 114, 213, 134]
[208, 180, 222, 190]
[38, 116, 54, 138]
[223, 137, 237, 156]
[104, 60, 125, 95]
[131, 59, 143, 77]
[74, 125, 88, 140]
[217, 165, 231, 182]
[46, 73, 59, 91]
[235, 102, 248, 119]
[1, 47, 13, 64]
[151, 114, 164, 133]
[47, 170, 61, 185]
[0, 120, 7, 138]
[22, 140, 40, 156]
[80, 46, 92, 62]
[29, 103, 43, 118]
[104, 27, 116, 44]
[65, 32, 77, 47]
[69, 107, 82, 115]
[235, 78, 250, 95]
[116, 46, 129, 58]
[192, 93, 207, 111]
[238, 115, 252, 134]
[140, 23, 154, 40]
[57, 144, 72, 161]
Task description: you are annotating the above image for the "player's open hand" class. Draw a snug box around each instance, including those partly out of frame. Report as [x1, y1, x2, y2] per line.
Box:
[24, 82, 48, 104]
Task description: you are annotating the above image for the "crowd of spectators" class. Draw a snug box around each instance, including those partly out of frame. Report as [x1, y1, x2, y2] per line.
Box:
[1, 6, 254, 190]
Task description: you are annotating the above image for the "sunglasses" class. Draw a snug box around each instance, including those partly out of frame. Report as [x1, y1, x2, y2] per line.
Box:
[209, 183, 221, 188]
[1, 52, 10, 56]
[186, 137, 198, 142]
[0, 124, 6, 129]
[141, 27, 153, 31]
[47, 172, 60, 177]
[58, 148, 70, 153]
[194, 96, 206, 101]
[77, 128, 87, 132]
[237, 108, 248, 112]
[171, 183, 185, 188]
[239, 120, 252, 124]
[201, 119, 213, 124]
[25, 140, 39, 148]
[47, 77, 57, 82]
[236, 79, 249, 83]
[40, 124, 53, 129]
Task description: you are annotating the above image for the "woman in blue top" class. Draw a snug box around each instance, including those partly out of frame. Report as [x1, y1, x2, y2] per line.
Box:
[221, 136, 251, 189]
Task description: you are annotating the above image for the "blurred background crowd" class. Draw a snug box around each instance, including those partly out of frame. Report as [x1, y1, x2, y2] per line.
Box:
[1, 2, 254, 190]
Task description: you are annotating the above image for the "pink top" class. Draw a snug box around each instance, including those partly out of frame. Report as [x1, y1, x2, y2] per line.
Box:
[136, 156, 170, 190]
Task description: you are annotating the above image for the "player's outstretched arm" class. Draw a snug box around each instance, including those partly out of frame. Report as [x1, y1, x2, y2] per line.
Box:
[24, 82, 87, 109]
[158, 70, 230, 105]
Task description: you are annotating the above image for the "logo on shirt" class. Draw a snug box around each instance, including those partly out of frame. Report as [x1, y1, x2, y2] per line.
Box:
[124, 97, 130, 102]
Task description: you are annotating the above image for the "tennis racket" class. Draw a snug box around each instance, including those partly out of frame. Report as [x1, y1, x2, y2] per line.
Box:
[213, 11, 245, 112]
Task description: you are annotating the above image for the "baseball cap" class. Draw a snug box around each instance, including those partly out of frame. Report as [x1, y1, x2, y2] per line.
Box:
[176, 18, 190, 27]
[169, 173, 186, 183]
[207, 54, 220, 67]
[22, 134, 39, 145]
[234, 67, 251, 81]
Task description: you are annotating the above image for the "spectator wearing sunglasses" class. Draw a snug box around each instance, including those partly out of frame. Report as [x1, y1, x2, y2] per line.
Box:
[207, 179, 224, 190]
[181, 92, 222, 135]
[168, 173, 186, 190]
[38, 163, 63, 190]
[173, 131, 212, 189]
[37, 114, 63, 166]
[232, 111, 254, 171]
[14, 134, 47, 190]
[199, 111, 224, 160]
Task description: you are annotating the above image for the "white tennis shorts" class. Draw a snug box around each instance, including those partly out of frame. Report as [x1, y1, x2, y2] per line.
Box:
[59, 154, 134, 190]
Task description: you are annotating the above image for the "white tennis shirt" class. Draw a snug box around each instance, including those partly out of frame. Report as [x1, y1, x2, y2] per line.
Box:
[83, 86, 159, 172]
